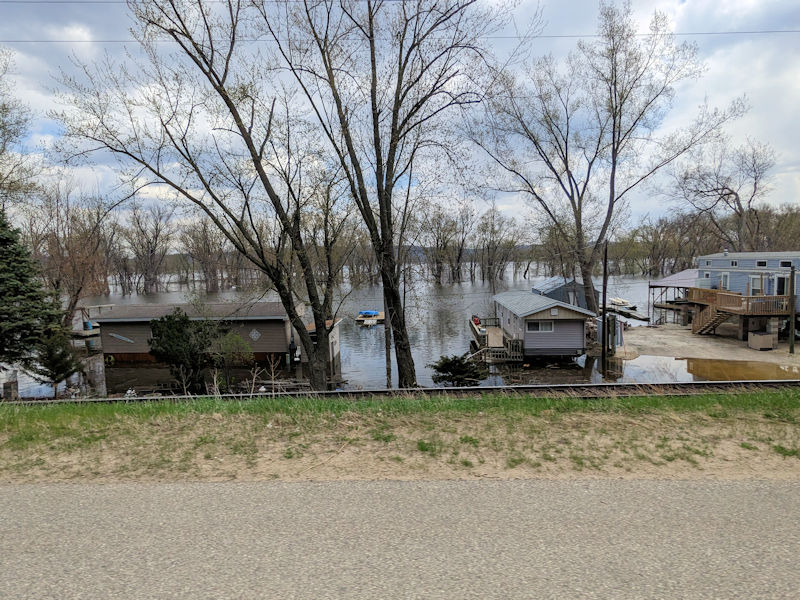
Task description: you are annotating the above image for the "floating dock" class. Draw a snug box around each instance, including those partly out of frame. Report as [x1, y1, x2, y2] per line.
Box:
[355, 311, 385, 325]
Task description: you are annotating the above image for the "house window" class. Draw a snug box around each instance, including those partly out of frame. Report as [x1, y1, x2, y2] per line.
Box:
[731, 260, 738, 267]
[750, 275, 763, 295]
[705, 260, 711, 266]
[527, 321, 554, 332]
[756, 260, 767, 267]
[704, 273, 710, 279]
[780, 260, 792, 268]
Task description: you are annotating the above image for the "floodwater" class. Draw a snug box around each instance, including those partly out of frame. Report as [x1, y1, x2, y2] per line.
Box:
[22, 271, 779, 395]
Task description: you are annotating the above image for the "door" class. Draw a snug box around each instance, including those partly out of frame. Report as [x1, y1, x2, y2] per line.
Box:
[776, 276, 788, 296]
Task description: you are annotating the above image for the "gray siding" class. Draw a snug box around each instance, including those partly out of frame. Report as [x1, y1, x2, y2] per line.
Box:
[523, 320, 585, 356]
[100, 320, 290, 355]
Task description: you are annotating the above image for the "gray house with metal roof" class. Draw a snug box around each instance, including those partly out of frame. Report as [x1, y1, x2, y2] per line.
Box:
[531, 277, 599, 310]
[493, 291, 596, 358]
[93, 302, 297, 364]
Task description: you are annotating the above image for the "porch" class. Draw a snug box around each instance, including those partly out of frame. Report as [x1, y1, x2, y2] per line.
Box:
[687, 288, 791, 316]
[468, 316, 524, 363]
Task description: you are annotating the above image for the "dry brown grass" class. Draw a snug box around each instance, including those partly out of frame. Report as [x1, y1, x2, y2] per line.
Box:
[2, 408, 799, 482]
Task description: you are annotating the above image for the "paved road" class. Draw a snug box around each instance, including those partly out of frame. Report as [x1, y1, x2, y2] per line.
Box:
[1, 480, 799, 599]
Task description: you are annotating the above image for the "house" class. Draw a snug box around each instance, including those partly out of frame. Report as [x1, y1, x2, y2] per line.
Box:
[532, 277, 599, 310]
[93, 302, 300, 366]
[689, 251, 800, 340]
[489, 290, 596, 359]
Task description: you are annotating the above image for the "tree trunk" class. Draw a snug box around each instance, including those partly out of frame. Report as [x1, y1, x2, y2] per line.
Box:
[380, 271, 416, 388]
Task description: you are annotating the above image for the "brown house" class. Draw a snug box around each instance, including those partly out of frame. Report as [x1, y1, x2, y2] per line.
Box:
[93, 302, 296, 365]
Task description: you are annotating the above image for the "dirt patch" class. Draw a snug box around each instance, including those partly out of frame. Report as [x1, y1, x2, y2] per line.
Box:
[2, 410, 799, 483]
[624, 323, 800, 368]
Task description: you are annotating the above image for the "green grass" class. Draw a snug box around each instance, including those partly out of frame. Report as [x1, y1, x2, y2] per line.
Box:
[1, 390, 798, 456]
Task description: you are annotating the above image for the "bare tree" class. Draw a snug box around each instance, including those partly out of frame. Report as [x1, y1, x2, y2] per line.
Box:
[674, 138, 775, 252]
[181, 216, 230, 293]
[476, 1, 742, 312]
[123, 203, 176, 294]
[57, 0, 354, 389]
[23, 181, 113, 327]
[0, 48, 36, 210]
[256, 0, 505, 387]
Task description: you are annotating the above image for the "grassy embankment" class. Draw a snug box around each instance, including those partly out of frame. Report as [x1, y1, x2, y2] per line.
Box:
[1, 390, 799, 482]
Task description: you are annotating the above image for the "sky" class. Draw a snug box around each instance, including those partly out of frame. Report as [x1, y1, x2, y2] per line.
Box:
[1, 0, 799, 225]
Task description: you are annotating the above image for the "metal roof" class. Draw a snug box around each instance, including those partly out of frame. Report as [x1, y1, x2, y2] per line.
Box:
[699, 251, 800, 260]
[493, 291, 596, 318]
[649, 269, 699, 288]
[92, 302, 289, 323]
[532, 276, 587, 294]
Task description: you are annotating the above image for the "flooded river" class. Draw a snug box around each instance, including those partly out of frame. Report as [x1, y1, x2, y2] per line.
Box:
[8, 272, 797, 396]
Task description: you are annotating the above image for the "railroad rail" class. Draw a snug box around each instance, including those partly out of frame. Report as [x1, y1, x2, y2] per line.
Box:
[4, 379, 800, 407]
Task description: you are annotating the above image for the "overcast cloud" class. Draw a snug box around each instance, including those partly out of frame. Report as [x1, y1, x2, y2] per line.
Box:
[2, 0, 798, 224]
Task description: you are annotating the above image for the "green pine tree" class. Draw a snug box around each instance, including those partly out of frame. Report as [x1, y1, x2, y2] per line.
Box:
[0, 208, 63, 367]
[148, 308, 221, 394]
[29, 327, 83, 398]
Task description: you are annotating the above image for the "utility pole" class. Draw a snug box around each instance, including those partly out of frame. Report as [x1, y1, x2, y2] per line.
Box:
[790, 266, 795, 354]
[601, 240, 609, 374]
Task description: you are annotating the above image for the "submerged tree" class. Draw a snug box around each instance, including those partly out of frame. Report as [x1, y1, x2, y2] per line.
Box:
[59, 1, 354, 390]
[427, 353, 487, 387]
[257, 0, 506, 387]
[477, 1, 742, 311]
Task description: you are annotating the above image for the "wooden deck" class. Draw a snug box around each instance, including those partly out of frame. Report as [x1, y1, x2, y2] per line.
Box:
[687, 287, 791, 316]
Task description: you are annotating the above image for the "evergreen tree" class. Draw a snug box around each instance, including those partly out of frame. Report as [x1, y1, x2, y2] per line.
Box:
[29, 327, 83, 398]
[0, 208, 63, 366]
[148, 308, 220, 394]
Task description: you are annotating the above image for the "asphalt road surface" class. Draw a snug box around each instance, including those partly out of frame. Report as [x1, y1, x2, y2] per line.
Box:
[1, 480, 799, 599]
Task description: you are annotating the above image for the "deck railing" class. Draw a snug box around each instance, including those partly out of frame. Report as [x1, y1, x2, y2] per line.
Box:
[688, 287, 790, 315]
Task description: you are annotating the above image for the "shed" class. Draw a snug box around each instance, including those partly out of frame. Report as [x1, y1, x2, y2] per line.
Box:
[493, 291, 596, 358]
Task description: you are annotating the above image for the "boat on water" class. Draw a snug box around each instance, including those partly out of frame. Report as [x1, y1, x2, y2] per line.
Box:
[355, 310, 385, 326]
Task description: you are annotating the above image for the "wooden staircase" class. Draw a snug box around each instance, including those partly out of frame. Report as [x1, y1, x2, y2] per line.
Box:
[692, 305, 731, 334]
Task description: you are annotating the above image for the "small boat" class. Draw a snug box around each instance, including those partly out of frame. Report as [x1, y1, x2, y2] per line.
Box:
[356, 310, 385, 325]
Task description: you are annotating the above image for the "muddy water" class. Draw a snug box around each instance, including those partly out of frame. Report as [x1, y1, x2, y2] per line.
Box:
[57, 272, 795, 394]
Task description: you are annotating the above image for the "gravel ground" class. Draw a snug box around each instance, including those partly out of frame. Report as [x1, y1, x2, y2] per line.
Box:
[1, 480, 799, 599]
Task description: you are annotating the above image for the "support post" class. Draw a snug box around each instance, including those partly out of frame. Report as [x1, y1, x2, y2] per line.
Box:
[790, 266, 795, 354]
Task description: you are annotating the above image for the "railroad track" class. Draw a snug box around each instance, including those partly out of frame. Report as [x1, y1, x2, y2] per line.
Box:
[5, 379, 800, 406]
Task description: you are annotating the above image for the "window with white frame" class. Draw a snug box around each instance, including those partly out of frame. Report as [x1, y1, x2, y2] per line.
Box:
[731, 260, 738, 267]
[527, 321, 554, 332]
[780, 260, 792, 268]
[756, 260, 767, 267]
[705, 260, 711, 266]
[750, 275, 763, 295]
[704, 272, 710, 278]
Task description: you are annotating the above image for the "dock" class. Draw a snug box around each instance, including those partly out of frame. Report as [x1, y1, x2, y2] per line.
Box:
[355, 311, 385, 325]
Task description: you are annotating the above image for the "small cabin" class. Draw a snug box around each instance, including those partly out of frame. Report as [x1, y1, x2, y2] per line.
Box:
[493, 291, 596, 358]
[532, 277, 599, 310]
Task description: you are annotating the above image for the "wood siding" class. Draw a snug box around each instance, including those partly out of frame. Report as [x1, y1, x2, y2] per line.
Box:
[523, 320, 585, 356]
[100, 319, 290, 356]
